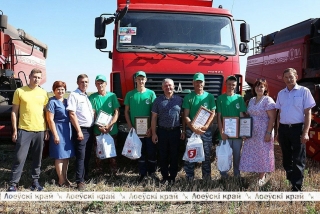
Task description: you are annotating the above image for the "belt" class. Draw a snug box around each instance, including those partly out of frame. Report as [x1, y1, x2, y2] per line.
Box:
[80, 126, 92, 129]
[280, 123, 303, 128]
[158, 126, 180, 131]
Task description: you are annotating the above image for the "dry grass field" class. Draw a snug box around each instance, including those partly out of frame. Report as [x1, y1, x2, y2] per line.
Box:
[1, 140, 320, 213]
[1, 92, 319, 213]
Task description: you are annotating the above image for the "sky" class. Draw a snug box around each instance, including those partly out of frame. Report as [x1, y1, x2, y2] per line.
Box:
[1, 0, 320, 92]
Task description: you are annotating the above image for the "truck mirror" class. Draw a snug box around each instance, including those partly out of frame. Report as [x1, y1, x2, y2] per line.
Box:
[240, 23, 250, 43]
[0, 14, 8, 29]
[95, 17, 106, 38]
[239, 43, 249, 53]
[115, 5, 128, 22]
[96, 39, 107, 49]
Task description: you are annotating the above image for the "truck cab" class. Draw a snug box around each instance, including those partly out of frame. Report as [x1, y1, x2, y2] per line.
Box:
[95, 0, 250, 133]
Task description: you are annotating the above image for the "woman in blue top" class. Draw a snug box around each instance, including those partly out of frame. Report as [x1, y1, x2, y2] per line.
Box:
[46, 81, 75, 187]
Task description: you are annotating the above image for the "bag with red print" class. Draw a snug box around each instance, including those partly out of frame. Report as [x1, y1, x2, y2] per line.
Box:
[183, 133, 205, 163]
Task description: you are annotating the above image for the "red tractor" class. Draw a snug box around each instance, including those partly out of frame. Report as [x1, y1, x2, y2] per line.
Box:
[245, 18, 320, 161]
[0, 10, 48, 141]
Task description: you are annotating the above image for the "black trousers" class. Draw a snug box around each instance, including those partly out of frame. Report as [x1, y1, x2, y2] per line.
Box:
[157, 128, 180, 181]
[278, 123, 305, 191]
[72, 126, 93, 183]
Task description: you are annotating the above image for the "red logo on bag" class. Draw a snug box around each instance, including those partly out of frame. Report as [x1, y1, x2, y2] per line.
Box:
[188, 149, 197, 159]
[128, 150, 131, 153]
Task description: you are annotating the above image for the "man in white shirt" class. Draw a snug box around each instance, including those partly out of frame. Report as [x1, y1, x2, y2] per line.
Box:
[67, 74, 94, 190]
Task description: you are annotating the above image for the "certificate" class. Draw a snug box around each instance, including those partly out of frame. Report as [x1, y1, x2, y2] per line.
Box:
[135, 117, 150, 137]
[191, 106, 214, 127]
[95, 110, 113, 127]
[223, 117, 239, 138]
[239, 117, 253, 138]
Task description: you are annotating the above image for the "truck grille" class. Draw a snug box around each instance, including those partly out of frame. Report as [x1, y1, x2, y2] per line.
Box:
[144, 74, 223, 98]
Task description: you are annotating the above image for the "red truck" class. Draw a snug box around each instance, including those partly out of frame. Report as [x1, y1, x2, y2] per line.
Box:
[94, 0, 250, 134]
[245, 18, 320, 161]
[0, 10, 48, 140]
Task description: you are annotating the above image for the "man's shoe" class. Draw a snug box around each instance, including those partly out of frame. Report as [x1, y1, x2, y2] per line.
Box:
[149, 173, 160, 182]
[30, 181, 43, 191]
[137, 175, 146, 183]
[160, 179, 168, 185]
[77, 182, 85, 191]
[7, 185, 17, 192]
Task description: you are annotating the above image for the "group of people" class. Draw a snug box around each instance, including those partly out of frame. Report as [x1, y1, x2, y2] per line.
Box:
[7, 67, 315, 192]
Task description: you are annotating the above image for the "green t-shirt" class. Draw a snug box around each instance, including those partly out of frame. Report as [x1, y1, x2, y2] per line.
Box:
[89, 92, 120, 136]
[216, 93, 247, 139]
[124, 88, 156, 127]
[182, 91, 216, 121]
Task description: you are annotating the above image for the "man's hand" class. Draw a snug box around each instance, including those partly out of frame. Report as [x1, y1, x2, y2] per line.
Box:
[77, 130, 84, 141]
[44, 130, 49, 141]
[12, 131, 17, 143]
[301, 133, 309, 144]
[152, 134, 158, 144]
[221, 132, 228, 141]
[180, 132, 185, 140]
[193, 126, 205, 135]
[146, 128, 152, 138]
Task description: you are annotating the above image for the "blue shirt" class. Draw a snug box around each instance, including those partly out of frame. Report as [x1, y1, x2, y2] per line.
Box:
[275, 84, 315, 124]
[152, 94, 183, 128]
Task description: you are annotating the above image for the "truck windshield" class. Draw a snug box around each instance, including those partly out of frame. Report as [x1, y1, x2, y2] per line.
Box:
[117, 12, 236, 55]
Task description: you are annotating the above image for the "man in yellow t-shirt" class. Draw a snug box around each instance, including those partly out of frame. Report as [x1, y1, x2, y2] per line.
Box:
[8, 69, 49, 192]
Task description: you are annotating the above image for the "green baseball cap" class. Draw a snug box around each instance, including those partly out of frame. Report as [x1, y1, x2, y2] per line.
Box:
[135, 70, 146, 78]
[95, 74, 107, 82]
[193, 72, 205, 81]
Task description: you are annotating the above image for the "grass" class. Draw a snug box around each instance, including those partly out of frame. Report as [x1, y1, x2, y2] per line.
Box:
[1, 140, 320, 213]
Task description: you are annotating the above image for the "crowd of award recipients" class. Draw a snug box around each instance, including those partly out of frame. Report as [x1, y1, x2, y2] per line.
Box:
[6, 67, 315, 192]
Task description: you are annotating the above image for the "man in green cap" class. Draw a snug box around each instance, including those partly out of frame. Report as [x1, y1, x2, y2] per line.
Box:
[89, 74, 120, 178]
[124, 71, 157, 182]
[216, 75, 247, 180]
[182, 72, 216, 181]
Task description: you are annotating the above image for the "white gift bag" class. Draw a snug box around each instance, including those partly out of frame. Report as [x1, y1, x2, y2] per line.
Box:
[216, 140, 233, 171]
[122, 128, 142, 159]
[96, 133, 117, 159]
[183, 133, 205, 163]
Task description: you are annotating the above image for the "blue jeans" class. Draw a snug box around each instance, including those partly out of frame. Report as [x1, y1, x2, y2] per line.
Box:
[72, 126, 93, 183]
[219, 139, 243, 177]
[157, 128, 180, 181]
[184, 128, 212, 179]
[138, 137, 157, 176]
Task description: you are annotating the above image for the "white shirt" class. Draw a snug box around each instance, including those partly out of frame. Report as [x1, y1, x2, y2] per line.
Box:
[275, 84, 315, 124]
[67, 88, 94, 127]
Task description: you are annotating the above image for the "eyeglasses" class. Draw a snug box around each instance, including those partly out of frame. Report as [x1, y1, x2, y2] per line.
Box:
[256, 78, 266, 82]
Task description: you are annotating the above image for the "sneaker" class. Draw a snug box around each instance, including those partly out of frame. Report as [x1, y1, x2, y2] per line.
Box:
[7, 185, 17, 192]
[77, 182, 85, 191]
[30, 181, 43, 191]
